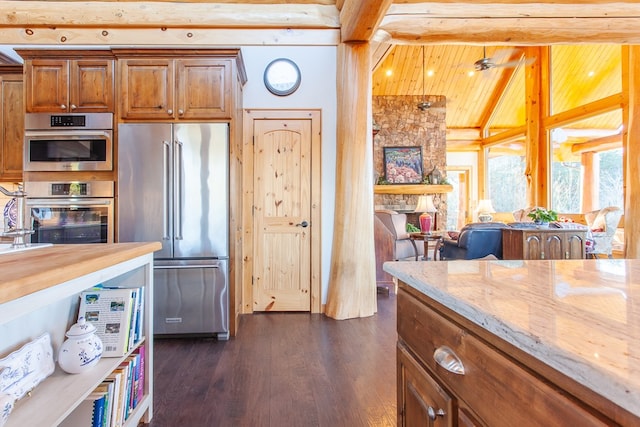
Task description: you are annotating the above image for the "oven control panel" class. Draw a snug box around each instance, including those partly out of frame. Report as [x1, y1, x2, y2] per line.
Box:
[24, 181, 114, 198]
[50, 115, 86, 127]
[51, 182, 89, 196]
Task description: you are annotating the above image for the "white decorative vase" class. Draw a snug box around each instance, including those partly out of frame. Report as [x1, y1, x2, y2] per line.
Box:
[58, 317, 103, 374]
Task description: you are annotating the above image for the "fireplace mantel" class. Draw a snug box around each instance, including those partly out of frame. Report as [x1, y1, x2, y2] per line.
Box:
[373, 184, 453, 195]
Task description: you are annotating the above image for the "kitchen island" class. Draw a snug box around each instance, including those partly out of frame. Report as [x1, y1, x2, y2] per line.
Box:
[385, 259, 640, 426]
[0, 242, 161, 427]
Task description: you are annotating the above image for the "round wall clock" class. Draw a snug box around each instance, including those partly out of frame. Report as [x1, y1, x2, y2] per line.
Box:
[263, 58, 301, 96]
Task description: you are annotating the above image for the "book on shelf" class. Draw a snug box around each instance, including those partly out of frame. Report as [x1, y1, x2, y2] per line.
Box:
[59, 385, 109, 427]
[77, 286, 141, 357]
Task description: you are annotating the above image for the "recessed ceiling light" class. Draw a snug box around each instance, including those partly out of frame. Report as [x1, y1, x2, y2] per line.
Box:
[468, 71, 475, 77]
[427, 70, 434, 77]
[588, 71, 595, 77]
[386, 69, 393, 77]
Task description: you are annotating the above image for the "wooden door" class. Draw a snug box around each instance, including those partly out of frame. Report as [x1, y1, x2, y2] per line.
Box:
[176, 59, 230, 119]
[253, 117, 312, 311]
[24, 59, 68, 112]
[71, 59, 114, 112]
[119, 58, 174, 119]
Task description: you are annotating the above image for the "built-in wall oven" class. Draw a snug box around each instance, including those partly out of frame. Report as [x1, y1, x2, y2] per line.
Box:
[24, 113, 113, 172]
[24, 181, 114, 244]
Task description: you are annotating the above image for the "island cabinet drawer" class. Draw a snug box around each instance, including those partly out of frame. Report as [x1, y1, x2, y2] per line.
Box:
[397, 289, 612, 427]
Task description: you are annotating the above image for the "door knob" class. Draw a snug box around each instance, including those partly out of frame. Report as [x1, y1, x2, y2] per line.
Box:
[296, 220, 309, 228]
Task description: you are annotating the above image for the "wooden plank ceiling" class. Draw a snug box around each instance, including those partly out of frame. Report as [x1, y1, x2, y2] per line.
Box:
[372, 44, 623, 148]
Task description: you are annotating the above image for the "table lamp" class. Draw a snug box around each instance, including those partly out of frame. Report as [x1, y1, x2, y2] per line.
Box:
[415, 195, 437, 233]
[477, 199, 495, 222]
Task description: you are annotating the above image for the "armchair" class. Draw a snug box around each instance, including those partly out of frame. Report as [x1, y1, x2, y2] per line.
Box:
[439, 222, 508, 260]
[374, 210, 424, 291]
[585, 206, 623, 258]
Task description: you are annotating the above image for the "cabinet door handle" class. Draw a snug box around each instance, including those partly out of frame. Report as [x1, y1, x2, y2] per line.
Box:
[60, 104, 66, 110]
[428, 406, 446, 420]
[167, 109, 173, 115]
[433, 346, 465, 375]
[178, 109, 184, 115]
[70, 104, 77, 110]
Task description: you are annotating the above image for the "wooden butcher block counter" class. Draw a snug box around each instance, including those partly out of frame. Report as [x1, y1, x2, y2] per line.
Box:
[384, 259, 640, 426]
[0, 242, 161, 305]
[0, 242, 161, 427]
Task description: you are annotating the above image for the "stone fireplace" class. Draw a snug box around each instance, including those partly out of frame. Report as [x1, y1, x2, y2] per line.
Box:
[373, 95, 447, 228]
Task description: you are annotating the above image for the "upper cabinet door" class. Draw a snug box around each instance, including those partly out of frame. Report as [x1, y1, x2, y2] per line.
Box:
[24, 58, 114, 113]
[70, 59, 114, 112]
[25, 59, 69, 113]
[0, 74, 24, 181]
[176, 59, 230, 119]
[119, 59, 175, 120]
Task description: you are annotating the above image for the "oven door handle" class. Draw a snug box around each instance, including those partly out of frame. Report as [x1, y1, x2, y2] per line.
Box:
[27, 199, 112, 206]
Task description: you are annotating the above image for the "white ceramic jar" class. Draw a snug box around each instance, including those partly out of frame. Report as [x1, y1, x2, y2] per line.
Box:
[58, 317, 103, 374]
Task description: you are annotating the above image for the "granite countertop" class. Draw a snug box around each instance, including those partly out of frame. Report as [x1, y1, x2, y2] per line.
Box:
[384, 258, 640, 418]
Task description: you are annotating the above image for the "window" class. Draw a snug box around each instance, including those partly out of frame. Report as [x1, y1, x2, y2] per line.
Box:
[487, 144, 527, 212]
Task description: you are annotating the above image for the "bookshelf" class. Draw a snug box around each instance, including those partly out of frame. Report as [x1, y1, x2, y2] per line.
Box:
[0, 243, 159, 427]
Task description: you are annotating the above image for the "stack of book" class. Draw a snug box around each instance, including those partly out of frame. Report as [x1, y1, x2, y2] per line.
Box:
[60, 345, 146, 427]
[77, 285, 145, 357]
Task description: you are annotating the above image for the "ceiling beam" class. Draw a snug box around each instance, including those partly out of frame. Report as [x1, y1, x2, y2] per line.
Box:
[543, 93, 624, 129]
[340, 0, 392, 42]
[379, 17, 640, 45]
[0, 2, 340, 29]
[479, 49, 525, 133]
[572, 133, 622, 154]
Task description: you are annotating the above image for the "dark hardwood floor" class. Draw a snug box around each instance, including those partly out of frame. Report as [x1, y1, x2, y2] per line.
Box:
[149, 293, 397, 427]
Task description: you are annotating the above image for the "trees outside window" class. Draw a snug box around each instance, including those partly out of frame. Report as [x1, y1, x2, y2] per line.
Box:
[487, 148, 527, 212]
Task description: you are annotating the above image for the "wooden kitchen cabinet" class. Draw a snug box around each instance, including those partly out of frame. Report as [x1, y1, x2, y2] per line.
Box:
[502, 227, 586, 260]
[0, 66, 24, 181]
[118, 54, 232, 120]
[397, 344, 453, 426]
[18, 50, 114, 113]
[397, 284, 613, 426]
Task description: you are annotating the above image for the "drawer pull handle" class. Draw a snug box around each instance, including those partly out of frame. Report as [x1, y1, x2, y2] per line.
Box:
[433, 346, 465, 375]
[428, 406, 446, 420]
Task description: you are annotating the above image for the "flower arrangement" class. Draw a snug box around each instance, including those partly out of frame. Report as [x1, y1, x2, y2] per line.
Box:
[527, 207, 558, 224]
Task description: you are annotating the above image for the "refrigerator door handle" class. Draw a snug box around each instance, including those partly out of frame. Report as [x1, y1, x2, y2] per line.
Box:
[174, 139, 184, 240]
[155, 264, 221, 270]
[162, 139, 171, 241]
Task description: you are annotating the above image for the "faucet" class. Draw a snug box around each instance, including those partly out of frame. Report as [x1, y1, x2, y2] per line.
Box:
[0, 184, 30, 247]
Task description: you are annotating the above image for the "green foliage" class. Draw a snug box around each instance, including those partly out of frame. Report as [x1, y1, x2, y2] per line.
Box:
[406, 223, 420, 233]
[527, 207, 558, 223]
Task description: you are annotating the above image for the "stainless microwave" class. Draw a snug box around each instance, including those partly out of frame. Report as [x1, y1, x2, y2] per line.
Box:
[23, 113, 113, 172]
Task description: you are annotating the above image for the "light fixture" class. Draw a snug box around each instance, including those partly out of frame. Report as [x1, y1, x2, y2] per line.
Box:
[417, 46, 431, 111]
[415, 195, 437, 233]
[477, 199, 495, 223]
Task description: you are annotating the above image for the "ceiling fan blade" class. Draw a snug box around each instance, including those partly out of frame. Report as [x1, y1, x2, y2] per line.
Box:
[492, 56, 536, 69]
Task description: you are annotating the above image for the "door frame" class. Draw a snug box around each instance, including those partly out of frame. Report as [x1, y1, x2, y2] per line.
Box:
[242, 109, 322, 314]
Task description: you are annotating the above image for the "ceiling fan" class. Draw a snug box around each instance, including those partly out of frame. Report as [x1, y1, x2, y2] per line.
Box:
[417, 46, 446, 112]
[473, 46, 531, 72]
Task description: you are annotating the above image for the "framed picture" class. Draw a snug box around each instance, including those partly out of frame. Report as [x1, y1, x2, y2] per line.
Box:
[383, 146, 424, 184]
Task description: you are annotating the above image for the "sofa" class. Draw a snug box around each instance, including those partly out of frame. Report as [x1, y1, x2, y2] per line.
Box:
[439, 222, 509, 260]
[374, 210, 424, 291]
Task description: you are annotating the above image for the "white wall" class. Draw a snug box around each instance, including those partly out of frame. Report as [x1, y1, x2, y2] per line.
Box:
[241, 46, 337, 303]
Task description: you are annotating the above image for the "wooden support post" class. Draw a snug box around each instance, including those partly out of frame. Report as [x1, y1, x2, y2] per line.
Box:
[623, 46, 640, 259]
[325, 42, 377, 319]
[524, 46, 549, 208]
[581, 151, 598, 213]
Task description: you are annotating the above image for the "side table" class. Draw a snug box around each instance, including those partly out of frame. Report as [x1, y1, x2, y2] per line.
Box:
[409, 232, 445, 261]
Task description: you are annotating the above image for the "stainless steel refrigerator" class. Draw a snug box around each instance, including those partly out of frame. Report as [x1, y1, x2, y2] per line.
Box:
[117, 123, 229, 339]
